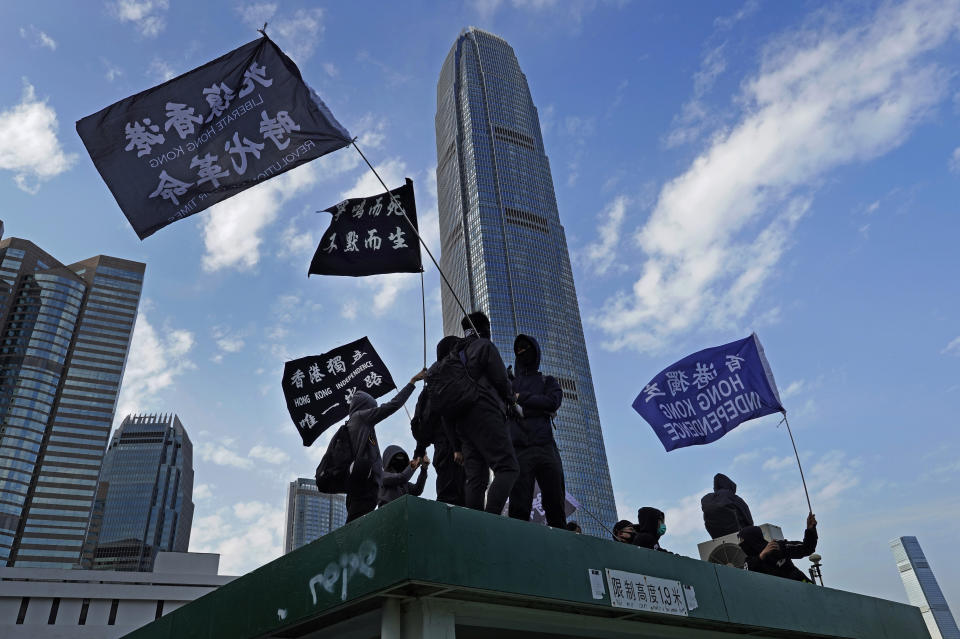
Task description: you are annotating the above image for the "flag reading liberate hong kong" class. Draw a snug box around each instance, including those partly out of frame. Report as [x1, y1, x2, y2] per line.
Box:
[76, 36, 351, 240]
[309, 178, 423, 277]
[632, 333, 784, 452]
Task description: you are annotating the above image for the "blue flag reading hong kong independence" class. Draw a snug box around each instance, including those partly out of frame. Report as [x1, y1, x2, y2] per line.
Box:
[76, 36, 351, 240]
[632, 334, 784, 452]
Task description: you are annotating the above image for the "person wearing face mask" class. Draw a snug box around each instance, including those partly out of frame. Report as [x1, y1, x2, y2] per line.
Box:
[613, 520, 637, 544]
[634, 507, 671, 552]
[506, 334, 566, 528]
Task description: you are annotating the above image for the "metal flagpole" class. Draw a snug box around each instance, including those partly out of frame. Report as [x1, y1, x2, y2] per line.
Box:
[574, 502, 615, 537]
[779, 413, 813, 513]
[420, 272, 427, 369]
[351, 140, 478, 336]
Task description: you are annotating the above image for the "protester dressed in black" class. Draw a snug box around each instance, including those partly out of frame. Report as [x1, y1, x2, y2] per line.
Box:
[507, 334, 566, 528]
[377, 445, 429, 507]
[345, 370, 425, 523]
[634, 507, 671, 552]
[457, 312, 519, 515]
[701, 473, 754, 539]
[739, 514, 818, 583]
[411, 336, 465, 506]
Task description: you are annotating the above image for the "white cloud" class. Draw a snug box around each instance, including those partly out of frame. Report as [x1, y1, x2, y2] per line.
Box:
[191, 502, 285, 575]
[19, 25, 57, 51]
[595, 0, 960, 353]
[197, 441, 254, 469]
[950, 147, 960, 174]
[583, 196, 630, 275]
[211, 325, 246, 363]
[323, 62, 338, 78]
[102, 58, 123, 82]
[471, 0, 605, 26]
[665, 43, 727, 148]
[110, 0, 169, 37]
[942, 336, 960, 356]
[762, 455, 795, 472]
[236, 4, 325, 63]
[147, 57, 176, 82]
[115, 310, 195, 423]
[781, 379, 805, 399]
[193, 484, 213, 500]
[248, 444, 290, 465]
[0, 81, 76, 193]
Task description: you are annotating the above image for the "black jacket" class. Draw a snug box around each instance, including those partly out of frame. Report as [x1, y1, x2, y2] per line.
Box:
[346, 384, 415, 487]
[460, 333, 513, 411]
[739, 525, 817, 583]
[412, 336, 462, 458]
[510, 334, 562, 448]
[701, 473, 754, 538]
[378, 445, 428, 506]
[634, 507, 670, 552]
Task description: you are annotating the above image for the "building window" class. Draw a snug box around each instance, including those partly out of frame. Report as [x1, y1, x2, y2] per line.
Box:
[48, 597, 60, 624]
[78, 598, 90, 625]
[108, 599, 119, 625]
[16, 597, 30, 624]
[155, 600, 164, 619]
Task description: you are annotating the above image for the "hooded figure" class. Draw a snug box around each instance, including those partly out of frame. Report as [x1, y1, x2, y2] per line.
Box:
[411, 336, 465, 505]
[634, 507, 670, 552]
[612, 520, 636, 543]
[344, 371, 423, 523]
[701, 473, 754, 539]
[377, 444, 429, 507]
[739, 514, 818, 583]
[456, 311, 519, 515]
[507, 334, 566, 528]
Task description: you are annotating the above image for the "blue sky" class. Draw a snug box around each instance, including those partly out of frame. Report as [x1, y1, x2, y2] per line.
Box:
[1, 0, 958, 612]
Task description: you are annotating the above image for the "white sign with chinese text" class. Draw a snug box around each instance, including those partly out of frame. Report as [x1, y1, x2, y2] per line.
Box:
[604, 569, 688, 616]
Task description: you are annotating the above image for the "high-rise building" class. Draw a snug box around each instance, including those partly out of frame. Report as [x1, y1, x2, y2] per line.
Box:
[0, 236, 144, 567]
[82, 413, 193, 572]
[435, 27, 617, 536]
[283, 478, 346, 554]
[890, 536, 960, 639]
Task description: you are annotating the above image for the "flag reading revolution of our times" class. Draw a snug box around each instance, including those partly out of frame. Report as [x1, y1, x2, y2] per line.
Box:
[632, 334, 784, 451]
[77, 36, 351, 240]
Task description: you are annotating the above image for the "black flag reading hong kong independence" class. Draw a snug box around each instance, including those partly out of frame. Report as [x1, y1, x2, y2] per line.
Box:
[308, 178, 423, 277]
[76, 36, 352, 240]
[282, 337, 397, 446]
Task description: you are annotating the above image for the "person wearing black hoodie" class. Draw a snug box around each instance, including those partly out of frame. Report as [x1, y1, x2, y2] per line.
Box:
[634, 507, 671, 552]
[377, 445, 429, 507]
[411, 336, 465, 506]
[507, 334, 566, 528]
[458, 311, 519, 515]
[345, 369, 426, 523]
[701, 473, 754, 539]
[738, 513, 818, 583]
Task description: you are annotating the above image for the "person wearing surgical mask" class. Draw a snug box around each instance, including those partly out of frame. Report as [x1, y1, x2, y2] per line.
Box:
[634, 507, 671, 552]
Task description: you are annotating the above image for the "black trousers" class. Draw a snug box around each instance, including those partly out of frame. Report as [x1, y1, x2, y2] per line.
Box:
[508, 442, 566, 528]
[433, 435, 465, 506]
[345, 467, 378, 523]
[459, 402, 519, 515]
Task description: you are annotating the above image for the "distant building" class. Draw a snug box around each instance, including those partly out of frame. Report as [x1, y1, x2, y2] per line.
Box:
[0, 236, 145, 568]
[82, 414, 194, 572]
[0, 551, 233, 638]
[891, 536, 960, 639]
[435, 27, 618, 536]
[283, 478, 346, 553]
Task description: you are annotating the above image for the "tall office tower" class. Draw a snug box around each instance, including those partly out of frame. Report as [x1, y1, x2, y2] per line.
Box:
[283, 478, 346, 554]
[0, 236, 144, 567]
[82, 413, 194, 571]
[435, 27, 617, 536]
[890, 536, 960, 639]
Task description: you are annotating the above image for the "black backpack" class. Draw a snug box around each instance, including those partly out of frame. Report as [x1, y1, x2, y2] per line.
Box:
[425, 347, 479, 418]
[314, 422, 357, 494]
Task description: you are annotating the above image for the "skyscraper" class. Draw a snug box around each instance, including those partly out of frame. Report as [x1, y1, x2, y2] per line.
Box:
[283, 478, 346, 554]
[890, 536, 960, 639]
[435, 27, 617, 536]
[0, 236, 144, 567]
[82, 413, 194, 571]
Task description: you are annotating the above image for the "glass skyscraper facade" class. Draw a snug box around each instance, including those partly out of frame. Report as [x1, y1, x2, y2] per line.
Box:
[435, 27, 617, 536]
[283, 478, 346, 554]
[891, 536, 960, 639]
[0, 236, 144, 567]
[82, 413, 194, 572]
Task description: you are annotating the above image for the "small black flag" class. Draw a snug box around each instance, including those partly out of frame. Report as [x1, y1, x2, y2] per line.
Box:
[282, 337, 396, 446]
[76, 36, 351, 240]
[309, 178, 423, 277]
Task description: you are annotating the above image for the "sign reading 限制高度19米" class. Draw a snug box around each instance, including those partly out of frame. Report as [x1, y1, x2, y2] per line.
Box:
[605, 569, 689, 616]
[282, 337, 396, 446]
[632, 333, 784, 451]
[76, 36, 351, 240]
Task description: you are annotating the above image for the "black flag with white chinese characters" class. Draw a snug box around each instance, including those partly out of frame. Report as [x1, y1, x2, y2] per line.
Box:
[282, 337, 396, 446]
[76, 36, 352, 240]
[308, 178, 422, 277]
